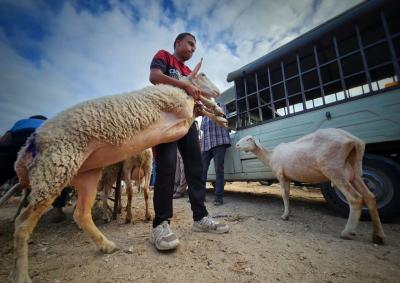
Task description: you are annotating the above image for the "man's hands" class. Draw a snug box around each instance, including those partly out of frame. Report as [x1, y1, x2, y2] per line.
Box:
[150, 68, 202, 100]
[184, 82, 201, 100]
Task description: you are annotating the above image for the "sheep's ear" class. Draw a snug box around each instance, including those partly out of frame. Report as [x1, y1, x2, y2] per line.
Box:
[189, 57, 203, 78]
[254, 137, 262, 148]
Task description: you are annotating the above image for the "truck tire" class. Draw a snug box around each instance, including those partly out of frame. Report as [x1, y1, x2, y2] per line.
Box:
[320, 154, 400, 218]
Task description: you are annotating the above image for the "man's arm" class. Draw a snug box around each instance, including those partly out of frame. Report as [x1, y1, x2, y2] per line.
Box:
[149, 69, 201, 100]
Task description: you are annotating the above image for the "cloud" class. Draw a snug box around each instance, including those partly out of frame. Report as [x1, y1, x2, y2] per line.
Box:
[0, 0, 362, 133]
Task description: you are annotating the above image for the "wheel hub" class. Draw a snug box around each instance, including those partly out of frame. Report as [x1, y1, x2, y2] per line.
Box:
[334, 167, 394, 210]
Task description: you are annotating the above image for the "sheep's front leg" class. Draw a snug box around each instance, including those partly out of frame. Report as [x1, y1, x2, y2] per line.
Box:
[279, 179, 290, 220]
[198, 96, 225, 117]
[279, 179, 291, 220]
[143, 171, 152, 221]
[198, 107, 228, 128]
[72, 169, 117, 253]
[125, 177, 134, 224]
[101, 186, 112, 223]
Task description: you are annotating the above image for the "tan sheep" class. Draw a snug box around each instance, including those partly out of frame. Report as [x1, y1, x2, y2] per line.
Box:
[235, 128, 385, 244]
[98, 148, 153, 223]
[8, 61, 224, 282]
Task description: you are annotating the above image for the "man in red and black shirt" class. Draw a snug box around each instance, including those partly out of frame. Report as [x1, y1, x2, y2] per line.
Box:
[149, 32, 229, 251]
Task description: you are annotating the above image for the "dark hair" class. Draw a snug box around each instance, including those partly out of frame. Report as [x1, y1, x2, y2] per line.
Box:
[174, 32, 196, 49]
[29, 115, 47, 120]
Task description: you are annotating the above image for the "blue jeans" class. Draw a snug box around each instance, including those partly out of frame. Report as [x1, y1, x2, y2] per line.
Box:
[202, 145, 227, 202]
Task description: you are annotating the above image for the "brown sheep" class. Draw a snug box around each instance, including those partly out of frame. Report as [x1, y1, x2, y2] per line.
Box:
[8, 61, 225, 282]
[98, 149, 153, 223]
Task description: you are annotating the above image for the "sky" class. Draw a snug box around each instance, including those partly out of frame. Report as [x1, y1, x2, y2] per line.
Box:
[0, 0, 363, 133]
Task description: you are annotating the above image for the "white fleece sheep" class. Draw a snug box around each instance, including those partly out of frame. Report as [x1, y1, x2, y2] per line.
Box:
[235, 128, 385, 244]
[98, 148, 153, 223]
[8, 61, 223, 282]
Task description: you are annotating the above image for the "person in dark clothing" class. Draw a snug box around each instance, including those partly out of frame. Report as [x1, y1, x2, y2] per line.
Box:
[0, 115, 68, 222]
[0, 115, 47, 185]
[149, 32, 229, 251]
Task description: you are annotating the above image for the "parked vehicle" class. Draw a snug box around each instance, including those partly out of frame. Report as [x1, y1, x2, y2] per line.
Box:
[208, 0, 400, 217]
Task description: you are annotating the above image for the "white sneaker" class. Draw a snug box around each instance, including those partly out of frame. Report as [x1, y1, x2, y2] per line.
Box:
[192, 216, 229, 234]
[150, 221, 180, 251]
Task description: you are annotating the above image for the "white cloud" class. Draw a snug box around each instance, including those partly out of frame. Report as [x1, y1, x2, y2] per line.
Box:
[0, 0, 362, 133]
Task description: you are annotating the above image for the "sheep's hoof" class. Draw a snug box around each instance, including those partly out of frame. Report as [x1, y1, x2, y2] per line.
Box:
[280, 215, 289, 221]
[100, 240, 118, 254]
[340, 230, 356, 240]
[125, 213, 132, 224]
[7, 271, 32, 283]
[372, 234, 385, 245]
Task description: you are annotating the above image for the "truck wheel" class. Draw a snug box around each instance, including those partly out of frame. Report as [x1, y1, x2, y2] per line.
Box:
[320, 154, 400, 218]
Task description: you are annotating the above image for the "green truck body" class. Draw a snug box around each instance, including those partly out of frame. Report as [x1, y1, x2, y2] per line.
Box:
[208, 89, 400, 181]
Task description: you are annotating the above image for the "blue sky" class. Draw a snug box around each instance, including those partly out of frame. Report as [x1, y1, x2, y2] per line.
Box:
[0, 0, 362, 133]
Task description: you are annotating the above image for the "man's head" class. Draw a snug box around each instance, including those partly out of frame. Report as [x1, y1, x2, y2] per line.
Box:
[173, 32, 196, 61]
[29, 115, 47, 120]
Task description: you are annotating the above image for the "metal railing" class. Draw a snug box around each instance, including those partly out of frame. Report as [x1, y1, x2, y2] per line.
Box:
[230, 8, 400, 130]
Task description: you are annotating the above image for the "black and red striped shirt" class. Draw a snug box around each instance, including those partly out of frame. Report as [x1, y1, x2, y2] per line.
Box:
[150, 50, 192, 79]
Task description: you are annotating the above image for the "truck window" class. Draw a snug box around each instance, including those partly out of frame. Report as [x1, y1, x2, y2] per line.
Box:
[229, 3, 399, 130]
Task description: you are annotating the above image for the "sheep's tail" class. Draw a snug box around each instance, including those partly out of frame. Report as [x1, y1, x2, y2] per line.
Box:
[341, 130, 365, 177]
[0, 183, 22, 206]
[346, 139, 365, 178]
[354, 141, 365, 176]
[14, 134, 37, 188]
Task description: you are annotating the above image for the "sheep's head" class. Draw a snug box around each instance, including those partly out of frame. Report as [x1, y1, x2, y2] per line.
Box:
[184, 58, 220, 98]
[236, 135, 260, 153]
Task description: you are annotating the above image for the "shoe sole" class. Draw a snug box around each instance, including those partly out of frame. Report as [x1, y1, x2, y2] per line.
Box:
[150, 237, 180, 251]
[192, 226, 229, 234]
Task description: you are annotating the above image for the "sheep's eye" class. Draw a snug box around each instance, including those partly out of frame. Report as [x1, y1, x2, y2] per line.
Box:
[201, 73, 206, 77]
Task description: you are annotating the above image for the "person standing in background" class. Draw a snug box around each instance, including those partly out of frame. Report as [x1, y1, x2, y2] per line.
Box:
[200, 103, 231, 205]
[173, 151, 187, 199]
[0, 115, 69, 222]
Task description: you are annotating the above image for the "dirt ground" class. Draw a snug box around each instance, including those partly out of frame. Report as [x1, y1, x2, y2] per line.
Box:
[1, 182, 399, 283]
